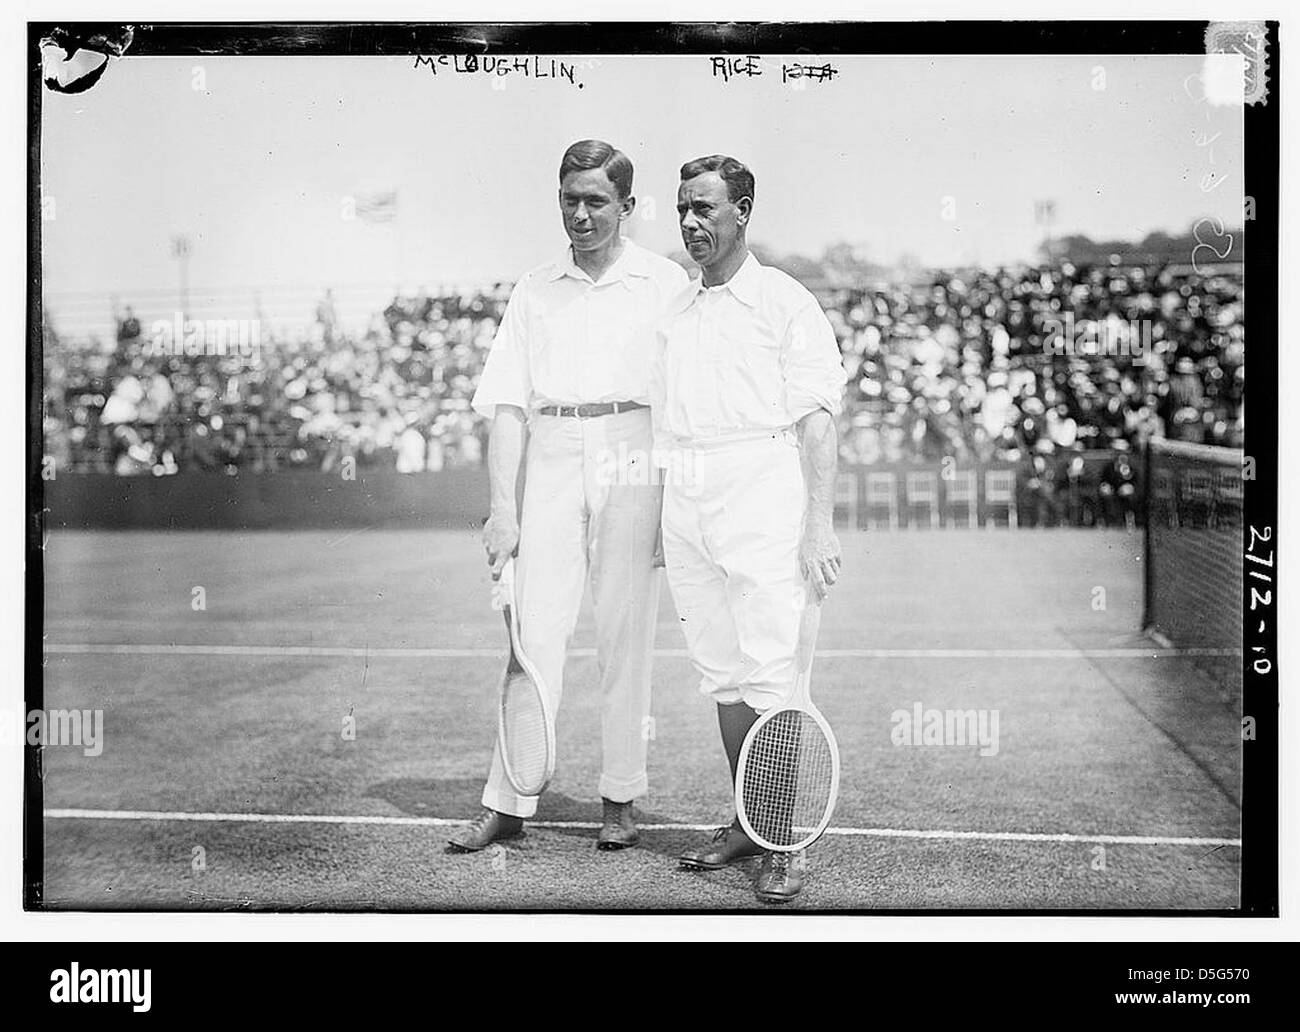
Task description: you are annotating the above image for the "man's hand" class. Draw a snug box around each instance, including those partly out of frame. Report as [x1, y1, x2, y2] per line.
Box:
[483, 512, 520, 580]
[799, 518, 841, 601]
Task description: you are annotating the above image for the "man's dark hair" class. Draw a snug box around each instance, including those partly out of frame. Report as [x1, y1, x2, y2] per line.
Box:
[559, 139, 634, 200]
[679, 154, 755, 204]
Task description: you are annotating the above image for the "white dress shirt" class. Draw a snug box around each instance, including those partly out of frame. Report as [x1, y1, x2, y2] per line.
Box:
[650, 251, 847, 449]
[472, 238, 689, 420]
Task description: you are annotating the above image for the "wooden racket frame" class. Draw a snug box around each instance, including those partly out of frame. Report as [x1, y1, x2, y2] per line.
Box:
[734, 585, 842, 852]
[495, 557, 556, 797]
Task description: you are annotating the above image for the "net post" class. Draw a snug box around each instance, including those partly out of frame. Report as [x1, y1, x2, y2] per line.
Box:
[1142, 437, 1153, 631]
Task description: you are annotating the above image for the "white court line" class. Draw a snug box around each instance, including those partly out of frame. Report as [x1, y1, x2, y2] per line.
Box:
[43, 644, 1243, 660]
[43, 808, 1241, 848]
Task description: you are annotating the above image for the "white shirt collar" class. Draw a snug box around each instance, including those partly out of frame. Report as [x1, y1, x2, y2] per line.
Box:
[689, 251, 762, 308]
[546, 237, 650, 285]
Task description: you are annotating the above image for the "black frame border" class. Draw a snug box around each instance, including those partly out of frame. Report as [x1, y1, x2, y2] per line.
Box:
[26, 19, 1279, 917]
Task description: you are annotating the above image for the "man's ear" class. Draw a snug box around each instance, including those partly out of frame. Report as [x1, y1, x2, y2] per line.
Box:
[619, 194, 637, 222]
[736, 196, 753, 227]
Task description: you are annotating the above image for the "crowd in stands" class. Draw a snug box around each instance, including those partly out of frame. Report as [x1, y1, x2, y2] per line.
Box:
[43, 260, 1243, 527]
[830, 262, 1243, 525]
[43, 287, 509, 477]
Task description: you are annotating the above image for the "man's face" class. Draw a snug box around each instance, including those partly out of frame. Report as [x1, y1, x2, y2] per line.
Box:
[677, 171, 749, 270]
[559, 168, 631, 253]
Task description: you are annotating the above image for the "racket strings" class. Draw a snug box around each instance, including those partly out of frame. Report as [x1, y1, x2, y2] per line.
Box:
[501, 672, 550, 794]
[742, 711, 835, 848]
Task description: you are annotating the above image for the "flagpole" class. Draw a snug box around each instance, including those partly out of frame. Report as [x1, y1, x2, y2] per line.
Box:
[396, 214, 406, 294]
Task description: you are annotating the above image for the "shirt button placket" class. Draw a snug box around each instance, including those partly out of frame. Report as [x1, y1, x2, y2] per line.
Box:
[580, 288, 597, 516]
[585, 297, 595, 419]
[705, 295, 721, 435]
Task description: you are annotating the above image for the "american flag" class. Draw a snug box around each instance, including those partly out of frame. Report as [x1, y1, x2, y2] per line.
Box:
[354, 187, 399, 224]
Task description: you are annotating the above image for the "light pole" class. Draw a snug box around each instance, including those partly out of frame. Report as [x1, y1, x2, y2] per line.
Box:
[171, 233, 193, 319]
[1034, 200, 1057, 262]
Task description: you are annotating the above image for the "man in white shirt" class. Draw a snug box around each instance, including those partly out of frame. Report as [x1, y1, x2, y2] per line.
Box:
[651, 155, 847, 902]
[449, 140, 689, 853]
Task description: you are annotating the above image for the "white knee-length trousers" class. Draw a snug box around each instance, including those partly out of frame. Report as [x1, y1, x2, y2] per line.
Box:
[661, 431, 807, 713]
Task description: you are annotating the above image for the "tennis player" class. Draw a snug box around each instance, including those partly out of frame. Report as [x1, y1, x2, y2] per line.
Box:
[449, 140, 688, 852]
[650, 155, 847, 902]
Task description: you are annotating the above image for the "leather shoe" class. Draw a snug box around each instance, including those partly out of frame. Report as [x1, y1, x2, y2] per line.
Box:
[679, 822, 764, 870]
[447, 809, 524, 852]
[596, 798, 639, 851]
[754, 850, 807, 903]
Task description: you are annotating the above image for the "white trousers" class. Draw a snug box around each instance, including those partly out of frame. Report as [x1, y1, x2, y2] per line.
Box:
[481, 409, 662, 818]
[661, 432, 807, 712]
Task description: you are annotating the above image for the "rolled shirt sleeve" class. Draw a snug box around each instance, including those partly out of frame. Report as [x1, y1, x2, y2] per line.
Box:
[782, 298, 847, 422]
[471, 281, 532, 420]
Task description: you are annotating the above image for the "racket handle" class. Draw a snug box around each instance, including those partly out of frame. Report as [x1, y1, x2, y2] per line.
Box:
[491, 556, 515, 610]
[796, 586, 823, 665]
[792, 583, 822, 706]
[482, 514, 520, 581]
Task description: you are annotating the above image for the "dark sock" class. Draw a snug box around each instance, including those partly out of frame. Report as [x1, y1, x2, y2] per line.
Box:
[717, 701, 761, 786]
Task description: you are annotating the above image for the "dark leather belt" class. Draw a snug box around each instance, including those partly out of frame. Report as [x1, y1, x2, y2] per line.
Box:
[537, 401, 648, 418]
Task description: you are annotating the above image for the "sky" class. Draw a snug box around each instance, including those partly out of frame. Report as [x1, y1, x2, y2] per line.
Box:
[40, 51, 1244, 332]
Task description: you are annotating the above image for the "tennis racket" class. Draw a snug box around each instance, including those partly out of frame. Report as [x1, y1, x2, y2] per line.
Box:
[492, 557, 555, 797]
[734, 587, 841, 852]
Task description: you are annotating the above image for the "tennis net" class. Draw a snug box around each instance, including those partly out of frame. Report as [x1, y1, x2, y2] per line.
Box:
[1143, 438, 1244, 657]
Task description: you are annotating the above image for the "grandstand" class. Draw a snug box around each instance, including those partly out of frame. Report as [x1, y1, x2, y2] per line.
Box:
[41, 258, 1244, 532]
